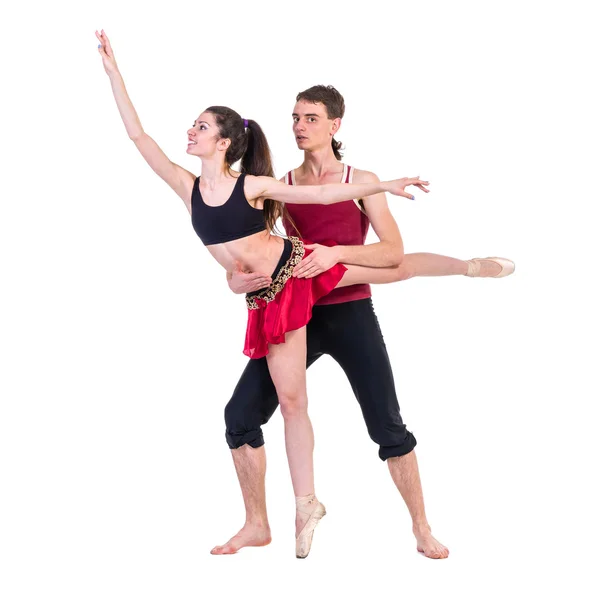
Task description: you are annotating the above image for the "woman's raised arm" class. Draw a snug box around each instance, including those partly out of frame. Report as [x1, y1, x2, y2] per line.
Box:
[244, 174, 429, 206]
[96, 30, 195, 209]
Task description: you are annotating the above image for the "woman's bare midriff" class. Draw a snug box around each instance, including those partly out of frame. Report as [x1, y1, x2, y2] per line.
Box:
[205, 230, 286, 275]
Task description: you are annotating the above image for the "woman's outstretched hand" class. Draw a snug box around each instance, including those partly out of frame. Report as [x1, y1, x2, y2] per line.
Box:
[385, 177, 430, 200]
[96, 30, 119, 76]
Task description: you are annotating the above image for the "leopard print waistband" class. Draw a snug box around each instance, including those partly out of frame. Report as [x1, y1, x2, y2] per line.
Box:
[246, 236, 305, 310]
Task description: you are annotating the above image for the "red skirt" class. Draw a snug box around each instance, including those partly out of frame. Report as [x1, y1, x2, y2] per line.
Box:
[244, 237, 347, 359]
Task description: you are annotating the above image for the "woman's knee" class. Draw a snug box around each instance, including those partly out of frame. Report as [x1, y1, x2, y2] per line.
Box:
[278, 393, 308, 419]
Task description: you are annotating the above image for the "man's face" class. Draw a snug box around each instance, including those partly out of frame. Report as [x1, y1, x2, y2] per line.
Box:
[292, 100, 339, 152]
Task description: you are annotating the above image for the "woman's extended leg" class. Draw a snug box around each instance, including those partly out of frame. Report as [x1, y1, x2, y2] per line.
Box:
[398, 253, 509, 279]
[336, 256, 514, 287]
[265, 326, 326, 558]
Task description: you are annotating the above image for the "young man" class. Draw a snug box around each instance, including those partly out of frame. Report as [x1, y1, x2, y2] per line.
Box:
[212, 85, 513, 559]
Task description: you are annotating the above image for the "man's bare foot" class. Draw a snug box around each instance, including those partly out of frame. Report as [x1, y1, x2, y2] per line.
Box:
[210, 523, 272, 555]
[414, 524, 449, 559]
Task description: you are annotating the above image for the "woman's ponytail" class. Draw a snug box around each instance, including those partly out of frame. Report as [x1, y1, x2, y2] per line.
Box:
[206, 107, 295, 235]
[240, 120, 274, 178]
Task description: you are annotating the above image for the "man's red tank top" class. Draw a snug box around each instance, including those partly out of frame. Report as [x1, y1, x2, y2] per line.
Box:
[283, 164, 371, 306]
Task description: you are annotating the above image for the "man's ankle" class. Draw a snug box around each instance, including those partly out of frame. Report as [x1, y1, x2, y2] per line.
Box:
[244, 518, 270, 529]
[412, 521, 431, 534]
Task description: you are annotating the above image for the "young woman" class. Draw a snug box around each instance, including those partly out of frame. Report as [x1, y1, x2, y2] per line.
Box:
[97, 30, 430, 558]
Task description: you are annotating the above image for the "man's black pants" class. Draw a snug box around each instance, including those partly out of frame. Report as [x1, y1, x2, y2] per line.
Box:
[225, 298, 416, 461]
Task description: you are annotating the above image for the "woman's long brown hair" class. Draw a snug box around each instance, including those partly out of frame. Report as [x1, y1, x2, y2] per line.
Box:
[206, 106, 299, 236]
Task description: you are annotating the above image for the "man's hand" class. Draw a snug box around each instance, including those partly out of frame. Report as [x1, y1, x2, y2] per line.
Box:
[293, 244, 340, 279]
[228, 262, 272, 294]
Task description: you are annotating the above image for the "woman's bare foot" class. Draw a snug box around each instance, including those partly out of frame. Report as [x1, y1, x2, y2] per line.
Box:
[414, 524, 449, 559]
[210, 523, 272, 555]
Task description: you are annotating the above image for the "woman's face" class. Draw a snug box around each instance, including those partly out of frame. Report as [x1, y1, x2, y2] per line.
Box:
[186, 111, 228, 158]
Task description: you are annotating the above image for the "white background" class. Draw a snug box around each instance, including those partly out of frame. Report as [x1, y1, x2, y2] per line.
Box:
[1, 0, 598, 598]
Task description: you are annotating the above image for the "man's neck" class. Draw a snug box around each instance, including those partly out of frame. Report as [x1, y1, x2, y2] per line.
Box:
[299, 145, 343, 179]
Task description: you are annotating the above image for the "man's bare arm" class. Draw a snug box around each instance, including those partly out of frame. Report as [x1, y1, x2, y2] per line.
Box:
[293, 169, 415, 278]
[336, 169, 405, 267]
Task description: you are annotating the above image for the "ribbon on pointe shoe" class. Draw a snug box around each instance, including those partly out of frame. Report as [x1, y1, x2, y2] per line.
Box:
[295, 494, 327, 559]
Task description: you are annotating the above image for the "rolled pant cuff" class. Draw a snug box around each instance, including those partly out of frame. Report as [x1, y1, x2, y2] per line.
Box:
[225, 429, 265, 450]
[378, 432, 417, 461]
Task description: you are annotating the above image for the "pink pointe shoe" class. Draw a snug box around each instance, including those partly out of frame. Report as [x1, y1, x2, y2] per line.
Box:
[465, 257, 515, 278]
[295, 494, 326, 559]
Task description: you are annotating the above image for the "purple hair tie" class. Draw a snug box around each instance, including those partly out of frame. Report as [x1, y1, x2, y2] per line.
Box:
[243, 119, 249, 128]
